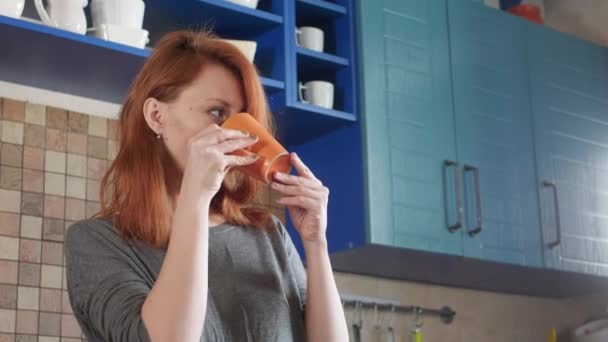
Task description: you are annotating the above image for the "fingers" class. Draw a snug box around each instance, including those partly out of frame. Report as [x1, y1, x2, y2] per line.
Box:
[188, 124, 251, 148]
[271, 182, 326, 199]
[273, 171, 323, 189]
[275, 196, 319, 210]
[290, 153, 320, 183]
[225, 154, 259, 167]
[215, 136, 259, 154]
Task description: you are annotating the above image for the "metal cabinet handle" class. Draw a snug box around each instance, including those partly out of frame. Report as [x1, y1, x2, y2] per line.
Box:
[444, 160, 463, 232]
[464, 164, 483, 236]
[543, 180, 561, 248]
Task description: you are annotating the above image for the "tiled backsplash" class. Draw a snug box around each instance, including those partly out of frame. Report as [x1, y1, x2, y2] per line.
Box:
[0, 97, 114, 341]
[0, 96, 605, 342]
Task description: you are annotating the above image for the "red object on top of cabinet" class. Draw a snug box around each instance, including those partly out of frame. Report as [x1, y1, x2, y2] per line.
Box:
[507, 4, 544, 24]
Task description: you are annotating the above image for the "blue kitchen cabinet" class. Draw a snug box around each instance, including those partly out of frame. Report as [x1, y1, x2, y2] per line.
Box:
[356, 0, 544, 266]
[328, 0, 608, 295]
[356, 0, 462, 255]
[448, 0, 543, 266]
[528, 23, 608, 276]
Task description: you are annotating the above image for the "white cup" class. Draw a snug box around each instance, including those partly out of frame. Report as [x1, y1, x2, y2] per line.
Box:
[225, 0, 259, 9]
[90, 0, 145, 29]
[298, 81, 334, 109]
[296, 26, 324, 52]
[0, 0, 25, 18]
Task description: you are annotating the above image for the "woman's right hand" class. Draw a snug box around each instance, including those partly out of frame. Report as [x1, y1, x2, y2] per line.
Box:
[181, 124, 259, 202]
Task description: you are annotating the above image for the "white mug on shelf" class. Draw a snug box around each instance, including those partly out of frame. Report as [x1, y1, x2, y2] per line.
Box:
[0, 0, 25, 18]
[298, 81, 334, 109]
[296, 26, 324, 52]
[225, 0, 259, 9]
[90, 0, 146, 29]
[34, 0, 88, 34]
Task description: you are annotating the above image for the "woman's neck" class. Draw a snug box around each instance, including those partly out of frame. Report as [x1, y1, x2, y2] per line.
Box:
[208, 211, 226, 227]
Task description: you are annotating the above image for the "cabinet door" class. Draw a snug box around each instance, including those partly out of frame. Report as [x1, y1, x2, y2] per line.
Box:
[358, 0, 462, 254]
[448, 1, 543, 266]
[528, 24, 608, 275]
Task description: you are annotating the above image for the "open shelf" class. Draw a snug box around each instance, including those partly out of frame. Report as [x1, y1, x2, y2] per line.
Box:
[0, 15, 284, 103]
[276, 101, 355, 145]
[296, 46, 349, 73]
[296, 0, 346, 22]
[290, 101, 355, 121]
[0, 15, 147, 103]
[190, 0, 283, 33]
[5, 0, 358, 145]
[2, 15, 149, 57]
[259, 77, 285, 93]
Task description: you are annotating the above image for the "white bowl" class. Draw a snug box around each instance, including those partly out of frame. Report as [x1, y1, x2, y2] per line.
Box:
[89, 24, 149, 49]
[224, 0, 259, 9]
[222, 39, 257, 63]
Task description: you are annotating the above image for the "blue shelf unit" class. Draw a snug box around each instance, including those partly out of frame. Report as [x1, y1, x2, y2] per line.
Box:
[280, 0, 357, 144]
[283, 0, 364, 261]
[3, 0, 359, 146]
[1, 0, 362, 262]
[0, 14, 284, 99]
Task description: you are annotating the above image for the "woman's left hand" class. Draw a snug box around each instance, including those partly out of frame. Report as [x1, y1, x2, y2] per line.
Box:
[271, 152, 329, 245]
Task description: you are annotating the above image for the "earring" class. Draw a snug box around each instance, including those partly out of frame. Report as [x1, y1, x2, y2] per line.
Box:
[156, 132, 161, 139]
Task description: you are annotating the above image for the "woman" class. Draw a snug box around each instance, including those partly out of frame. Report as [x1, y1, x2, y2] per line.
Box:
[64, 30, 348, 342]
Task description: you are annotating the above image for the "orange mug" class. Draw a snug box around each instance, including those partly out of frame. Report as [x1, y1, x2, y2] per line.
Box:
[221, 112, 291, 183]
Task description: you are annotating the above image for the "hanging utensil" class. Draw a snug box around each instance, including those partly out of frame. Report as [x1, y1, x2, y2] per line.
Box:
[385, 304, 395, 342]
[372, 304, 384, 341]
[410, 307, 424, 342]
[352, 301, 363, 342]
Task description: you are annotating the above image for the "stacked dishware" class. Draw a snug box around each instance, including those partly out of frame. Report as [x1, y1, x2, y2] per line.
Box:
[88, 0, 148, 48]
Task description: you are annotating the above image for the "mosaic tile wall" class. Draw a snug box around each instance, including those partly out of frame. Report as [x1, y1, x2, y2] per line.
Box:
[0, 97, 119, 341]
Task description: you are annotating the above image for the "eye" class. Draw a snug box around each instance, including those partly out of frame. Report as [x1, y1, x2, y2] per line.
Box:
[208, 107, 225, 118]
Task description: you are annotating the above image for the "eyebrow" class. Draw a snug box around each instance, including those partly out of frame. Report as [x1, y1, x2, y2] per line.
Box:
[206, 98, 246, 113]
[205, 98, 231, 107]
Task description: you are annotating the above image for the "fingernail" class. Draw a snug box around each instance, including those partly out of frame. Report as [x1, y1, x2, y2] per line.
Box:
[250, 134, 258, 140]
[248, 154, 259, 160]
[275, 172, 283, 178]
[241, 130, 250, 136]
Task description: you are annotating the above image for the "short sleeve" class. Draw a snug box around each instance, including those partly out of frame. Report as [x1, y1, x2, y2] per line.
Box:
[273, 216, 307, 308]
[64, 220, 152, 342]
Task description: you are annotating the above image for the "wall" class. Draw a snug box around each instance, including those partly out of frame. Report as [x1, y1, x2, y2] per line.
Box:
[0, 97, 118, 342]
[337, 273, 608, 342]
[485, 0, 608, 48]
[0, 95, 605, 342]
[543, 0, 608, 47]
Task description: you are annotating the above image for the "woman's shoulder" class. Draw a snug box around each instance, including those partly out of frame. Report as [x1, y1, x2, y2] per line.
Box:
[65, 217, 125, 252]
[263, 214, 298, 252]
[259, 214, 289, 240]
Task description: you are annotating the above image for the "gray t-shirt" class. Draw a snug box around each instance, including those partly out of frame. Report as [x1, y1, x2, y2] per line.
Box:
[64, 215, 307, 342]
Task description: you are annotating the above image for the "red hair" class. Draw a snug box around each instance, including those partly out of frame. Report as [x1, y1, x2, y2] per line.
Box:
[96, 30, 272, 248]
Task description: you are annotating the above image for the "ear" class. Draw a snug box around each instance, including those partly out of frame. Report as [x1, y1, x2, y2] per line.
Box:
[143, 97, 166, 135]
